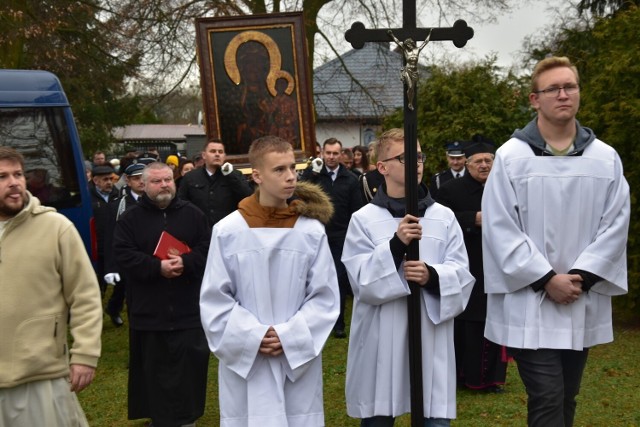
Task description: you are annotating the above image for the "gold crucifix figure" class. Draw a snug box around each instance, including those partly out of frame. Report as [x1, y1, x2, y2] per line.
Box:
[388, 29, 432, 110]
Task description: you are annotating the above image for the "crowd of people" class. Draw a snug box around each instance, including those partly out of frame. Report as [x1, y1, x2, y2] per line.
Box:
[0, 56, 630, 427]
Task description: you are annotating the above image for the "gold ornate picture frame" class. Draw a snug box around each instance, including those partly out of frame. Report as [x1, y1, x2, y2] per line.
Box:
[196, 12, 315, 162]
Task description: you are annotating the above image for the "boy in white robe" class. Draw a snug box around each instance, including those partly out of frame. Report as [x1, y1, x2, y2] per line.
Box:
[342, 128, 474, 426]
[482, 56, 630, 427]
[200, 135, 340, 427]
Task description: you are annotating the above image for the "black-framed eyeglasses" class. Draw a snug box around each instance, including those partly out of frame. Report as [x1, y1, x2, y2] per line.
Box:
[534, 84, 580, 98]
[380, 152, 427, 164]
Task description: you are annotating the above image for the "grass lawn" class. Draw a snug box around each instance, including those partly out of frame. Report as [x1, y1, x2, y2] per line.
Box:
[80, 291, 640, 426]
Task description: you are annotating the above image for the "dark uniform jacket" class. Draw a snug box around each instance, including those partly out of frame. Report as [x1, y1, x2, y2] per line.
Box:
[103, 187, 139, 273]
[177, 167, 253, 228]
[436, 173, 486, 321]
[89, 184, 118, 270]
[429, 168, 465, 201]
[359, 168, 384, 203]
[113, 194, 211, 331]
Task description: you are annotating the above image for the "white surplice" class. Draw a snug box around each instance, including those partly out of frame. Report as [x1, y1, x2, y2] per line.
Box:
[200, 212, 340, 427]
[342, 202, 474, 419]
[482, 138, 630, 350]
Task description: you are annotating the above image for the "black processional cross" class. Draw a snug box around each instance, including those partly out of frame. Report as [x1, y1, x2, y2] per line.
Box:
[345, 5, 473, 426]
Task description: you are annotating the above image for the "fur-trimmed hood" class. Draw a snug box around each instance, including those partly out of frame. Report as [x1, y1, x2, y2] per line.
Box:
[240, 181, 334, 228]
[290, 181, 334, 224]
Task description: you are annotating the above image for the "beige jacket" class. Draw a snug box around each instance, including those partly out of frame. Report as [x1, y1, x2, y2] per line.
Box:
[0, 193, 102, 388]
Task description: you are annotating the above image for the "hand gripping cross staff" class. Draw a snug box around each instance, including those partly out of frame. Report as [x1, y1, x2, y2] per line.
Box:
[346, 11, 473, 426]
[388, 29, 432, 110]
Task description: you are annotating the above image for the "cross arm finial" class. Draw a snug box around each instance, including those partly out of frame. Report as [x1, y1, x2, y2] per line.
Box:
[345, 20, 473, 49]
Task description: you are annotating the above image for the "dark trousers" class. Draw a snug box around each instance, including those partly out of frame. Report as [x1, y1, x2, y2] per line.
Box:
[334, 269, 350, 331]
[106, 279, 126, 315]
[513, 348, 589, 427]
[96, 257, 106, 296]
[361, 416, 450, 427]
[329, 237, 349, 332]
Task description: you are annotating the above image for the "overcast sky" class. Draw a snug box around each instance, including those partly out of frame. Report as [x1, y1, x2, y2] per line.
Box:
[317, 0, 556, 71]
[451, 1, 553, 68]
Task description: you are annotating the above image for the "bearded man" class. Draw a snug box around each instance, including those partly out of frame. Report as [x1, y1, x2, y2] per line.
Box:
[114, 162, 211, 427]
[0, 147, 102, 426]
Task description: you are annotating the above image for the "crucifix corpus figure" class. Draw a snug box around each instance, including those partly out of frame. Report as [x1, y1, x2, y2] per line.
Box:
[345, 12, 473, 427]
[388, 29, 432, 110]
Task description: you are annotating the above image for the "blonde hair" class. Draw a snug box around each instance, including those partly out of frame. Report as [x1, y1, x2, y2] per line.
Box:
[248, 136, 293, 168]
[531, 56, 579, 93]
[376, 128, 405, 160]
[367, 140, 378, 164]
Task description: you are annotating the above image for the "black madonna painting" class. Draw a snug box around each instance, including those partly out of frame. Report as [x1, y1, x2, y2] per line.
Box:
[196, 12, 315, 161]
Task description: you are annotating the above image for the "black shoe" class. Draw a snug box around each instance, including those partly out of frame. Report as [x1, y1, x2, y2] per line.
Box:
[484, 385, 505, 393]
[333, 329, 347, 339]
[108, 312, 124, 327]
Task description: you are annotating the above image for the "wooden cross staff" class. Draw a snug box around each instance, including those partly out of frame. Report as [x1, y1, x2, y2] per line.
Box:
[345, 5, 473, 426]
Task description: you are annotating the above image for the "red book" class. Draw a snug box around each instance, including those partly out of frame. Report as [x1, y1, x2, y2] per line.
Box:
[153, 231, 191, 260]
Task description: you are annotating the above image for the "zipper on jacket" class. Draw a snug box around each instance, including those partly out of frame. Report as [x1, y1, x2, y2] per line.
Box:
[54, 318, 58, 337]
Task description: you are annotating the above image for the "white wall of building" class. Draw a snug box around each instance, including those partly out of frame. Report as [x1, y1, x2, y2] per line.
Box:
[315, 122, 381, 148]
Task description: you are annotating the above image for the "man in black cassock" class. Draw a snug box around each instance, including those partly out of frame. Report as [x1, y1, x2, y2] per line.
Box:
[114, 162, 211, 426]
[437, 138, 508, 392]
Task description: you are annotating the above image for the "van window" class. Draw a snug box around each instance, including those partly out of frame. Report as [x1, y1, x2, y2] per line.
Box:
[0, 107, 81, 209]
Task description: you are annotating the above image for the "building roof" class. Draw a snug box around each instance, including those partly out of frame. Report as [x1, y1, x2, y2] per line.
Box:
[112, 124, 205, 141]
[313, 42, 405, 121]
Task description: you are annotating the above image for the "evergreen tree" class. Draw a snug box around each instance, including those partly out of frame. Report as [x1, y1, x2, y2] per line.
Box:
[384, 58, 531, 177]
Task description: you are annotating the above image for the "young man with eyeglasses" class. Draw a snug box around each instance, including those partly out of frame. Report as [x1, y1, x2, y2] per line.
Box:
[342, 128, 474, 426]
[482, 56, 630, 426]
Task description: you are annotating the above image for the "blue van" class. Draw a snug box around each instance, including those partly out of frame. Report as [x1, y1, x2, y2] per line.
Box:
[0, 70, 94, 256]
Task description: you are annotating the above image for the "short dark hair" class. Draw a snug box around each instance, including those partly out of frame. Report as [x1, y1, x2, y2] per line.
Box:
[341, 147, 354, 160]
[0, 146, 25, 168]
[323, 138, 343, 149]
[203, 139, 225, 151]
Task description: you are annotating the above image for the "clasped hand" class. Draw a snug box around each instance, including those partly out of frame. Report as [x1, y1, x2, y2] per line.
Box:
[545, 274, 583, 305]
[160, 253, 184, 278]
[259, 326, 283, 357]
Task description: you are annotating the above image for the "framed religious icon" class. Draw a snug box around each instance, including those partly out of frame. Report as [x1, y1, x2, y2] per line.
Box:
[196, 12, 316, 163]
